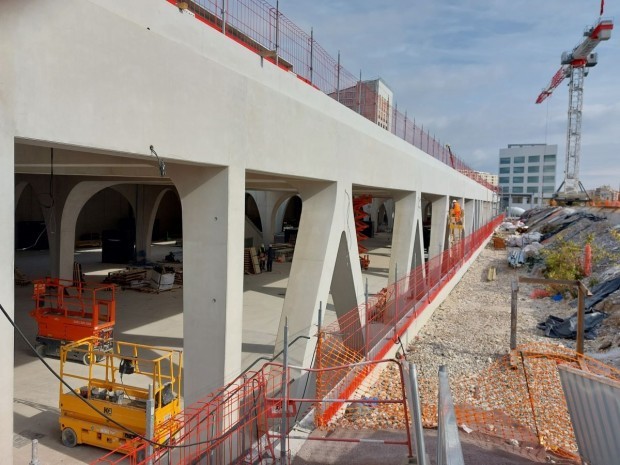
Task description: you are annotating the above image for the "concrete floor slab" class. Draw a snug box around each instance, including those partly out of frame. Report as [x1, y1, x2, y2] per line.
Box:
[12, 234, 393, 464]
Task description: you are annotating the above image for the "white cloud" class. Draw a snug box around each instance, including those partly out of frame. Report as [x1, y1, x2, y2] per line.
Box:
[282, 0, 619, 189]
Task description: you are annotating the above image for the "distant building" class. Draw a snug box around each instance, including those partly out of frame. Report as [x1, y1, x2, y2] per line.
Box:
[331, 78, 393, 131]
[498, 143, 558, 210]
[588, 185, 619, 202]
[475, 171, 498, 186]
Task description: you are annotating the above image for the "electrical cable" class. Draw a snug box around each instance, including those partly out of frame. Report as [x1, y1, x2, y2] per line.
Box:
[149, 145, 167, 177]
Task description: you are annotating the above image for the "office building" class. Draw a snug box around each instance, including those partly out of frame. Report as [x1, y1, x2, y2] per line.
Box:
[498, 144, 557, 210]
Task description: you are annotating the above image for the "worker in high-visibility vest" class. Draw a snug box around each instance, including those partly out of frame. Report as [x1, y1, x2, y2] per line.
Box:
[451, 199, 462, 224]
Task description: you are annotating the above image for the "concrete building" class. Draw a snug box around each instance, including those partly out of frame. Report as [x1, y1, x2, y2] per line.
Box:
[1, 1, 497, 461]
[498, 144, 558, 210]
[475, 171, 498, 187]
[333, 78, 394, 131]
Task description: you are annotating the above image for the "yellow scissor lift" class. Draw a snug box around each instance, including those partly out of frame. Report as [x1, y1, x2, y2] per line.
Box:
[58, 337, 182, 455]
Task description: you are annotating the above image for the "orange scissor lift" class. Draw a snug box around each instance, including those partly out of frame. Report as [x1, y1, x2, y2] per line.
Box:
[353, 195, 372, 270]
[30, 277, 116, 364]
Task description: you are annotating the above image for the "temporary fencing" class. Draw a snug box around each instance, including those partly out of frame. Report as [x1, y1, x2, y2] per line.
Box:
[315, 215, 505, 426]
[92, 215, 503, 464]
[328, 342, 620, 461]
[93, 363, 292, 465]
[164, 0, 497, 192]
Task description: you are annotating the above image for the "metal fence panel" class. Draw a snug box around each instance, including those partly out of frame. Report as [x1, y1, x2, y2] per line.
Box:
[558, 364, 620, 465]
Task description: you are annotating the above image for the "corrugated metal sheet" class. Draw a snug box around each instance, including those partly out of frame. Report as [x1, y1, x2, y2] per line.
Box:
[437, 366, 464, 465]
[558, 365, 620, 465]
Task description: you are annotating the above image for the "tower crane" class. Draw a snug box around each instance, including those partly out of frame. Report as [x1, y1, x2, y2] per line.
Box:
[535, 5, 613, 204]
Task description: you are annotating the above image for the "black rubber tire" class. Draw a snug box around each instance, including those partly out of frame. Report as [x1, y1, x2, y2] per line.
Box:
[61, 427, 78, 448]
[34, 344, 46, 358]
[82, 353, 92, 366]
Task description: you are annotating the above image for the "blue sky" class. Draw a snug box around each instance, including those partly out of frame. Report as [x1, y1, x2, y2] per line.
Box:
[281, 0, 619, 190]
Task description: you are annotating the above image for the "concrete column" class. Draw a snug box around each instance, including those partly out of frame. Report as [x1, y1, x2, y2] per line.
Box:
[385, 198, 395, 232]
[274, 181, 363, 369]
[388, 191, 422, 283]
[136, 185, 173, 262]
[168, 163, 244, 405]
[428, 196, 449, 260]
[0, 116, 14, 462]
[368, 198, 382, 236]
[464, 199, 475, 235]
[482, 201, 490, 224]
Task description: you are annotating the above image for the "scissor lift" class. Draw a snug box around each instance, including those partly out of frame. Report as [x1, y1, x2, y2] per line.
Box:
[30, 277, 116, 364]
[59, 337, 183, 454]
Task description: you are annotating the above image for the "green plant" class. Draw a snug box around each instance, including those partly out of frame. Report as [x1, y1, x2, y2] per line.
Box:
[541, 238, 584, 283]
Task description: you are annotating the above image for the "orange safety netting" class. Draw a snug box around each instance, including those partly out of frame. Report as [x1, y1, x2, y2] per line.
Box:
[315, 216, 506, 427]
[327, 341, 620, 461]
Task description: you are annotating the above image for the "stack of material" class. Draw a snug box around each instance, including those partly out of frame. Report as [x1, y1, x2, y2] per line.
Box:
[174, 269, 183, 286]
[243, 249, 253, 274]
[104, 268, 147, 288]
[243, 247, 261, 274]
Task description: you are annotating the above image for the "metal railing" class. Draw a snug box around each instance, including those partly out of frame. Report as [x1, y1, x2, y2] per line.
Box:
[168, 0, 498, 192]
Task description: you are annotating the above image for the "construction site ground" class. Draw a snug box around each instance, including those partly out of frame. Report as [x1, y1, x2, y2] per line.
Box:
[295, 207, 620, 465]
[12, 207, 620, 464]
[293, 245, 583, 465]
[12, 235, 395, 464]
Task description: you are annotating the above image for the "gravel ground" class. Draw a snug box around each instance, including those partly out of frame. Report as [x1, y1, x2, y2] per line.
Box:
[405, 242, 602, 381]
[329, 239, 618, 461]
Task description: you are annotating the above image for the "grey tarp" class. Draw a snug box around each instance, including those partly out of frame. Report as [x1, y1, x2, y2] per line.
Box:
[537, 311, 607, 340]
[584, 276, 620, 310]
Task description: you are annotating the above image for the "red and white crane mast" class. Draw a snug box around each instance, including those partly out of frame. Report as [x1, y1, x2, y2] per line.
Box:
[536, 8, 613, 203]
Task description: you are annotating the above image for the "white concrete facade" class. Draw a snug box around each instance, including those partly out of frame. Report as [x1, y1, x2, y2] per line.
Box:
[1, 0, 497, 460]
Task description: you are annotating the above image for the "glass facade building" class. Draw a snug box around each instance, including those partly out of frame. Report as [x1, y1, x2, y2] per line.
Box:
[498, 144, 557, 210]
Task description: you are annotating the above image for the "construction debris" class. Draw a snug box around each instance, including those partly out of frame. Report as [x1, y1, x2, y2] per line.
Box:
[104, 268, 147, 288]
[14, 267, 31, 286]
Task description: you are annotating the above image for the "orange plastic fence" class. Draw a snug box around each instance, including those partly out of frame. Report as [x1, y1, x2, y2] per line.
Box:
[315, 215, 505, 425]
[330, 342, 620, 461]
[92, 214, 504, 465]
[93, 363, 291, 465]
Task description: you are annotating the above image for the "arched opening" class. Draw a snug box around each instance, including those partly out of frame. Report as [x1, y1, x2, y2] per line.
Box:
[245, 193, 262, 232]
[15, 183, 48, 251]
[152, 190, 182, 242]
[376, 203, 388, 232]
[75, 187, 135, 264]
[276, 195, 302, 244]
[282, 195, 302, 228]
